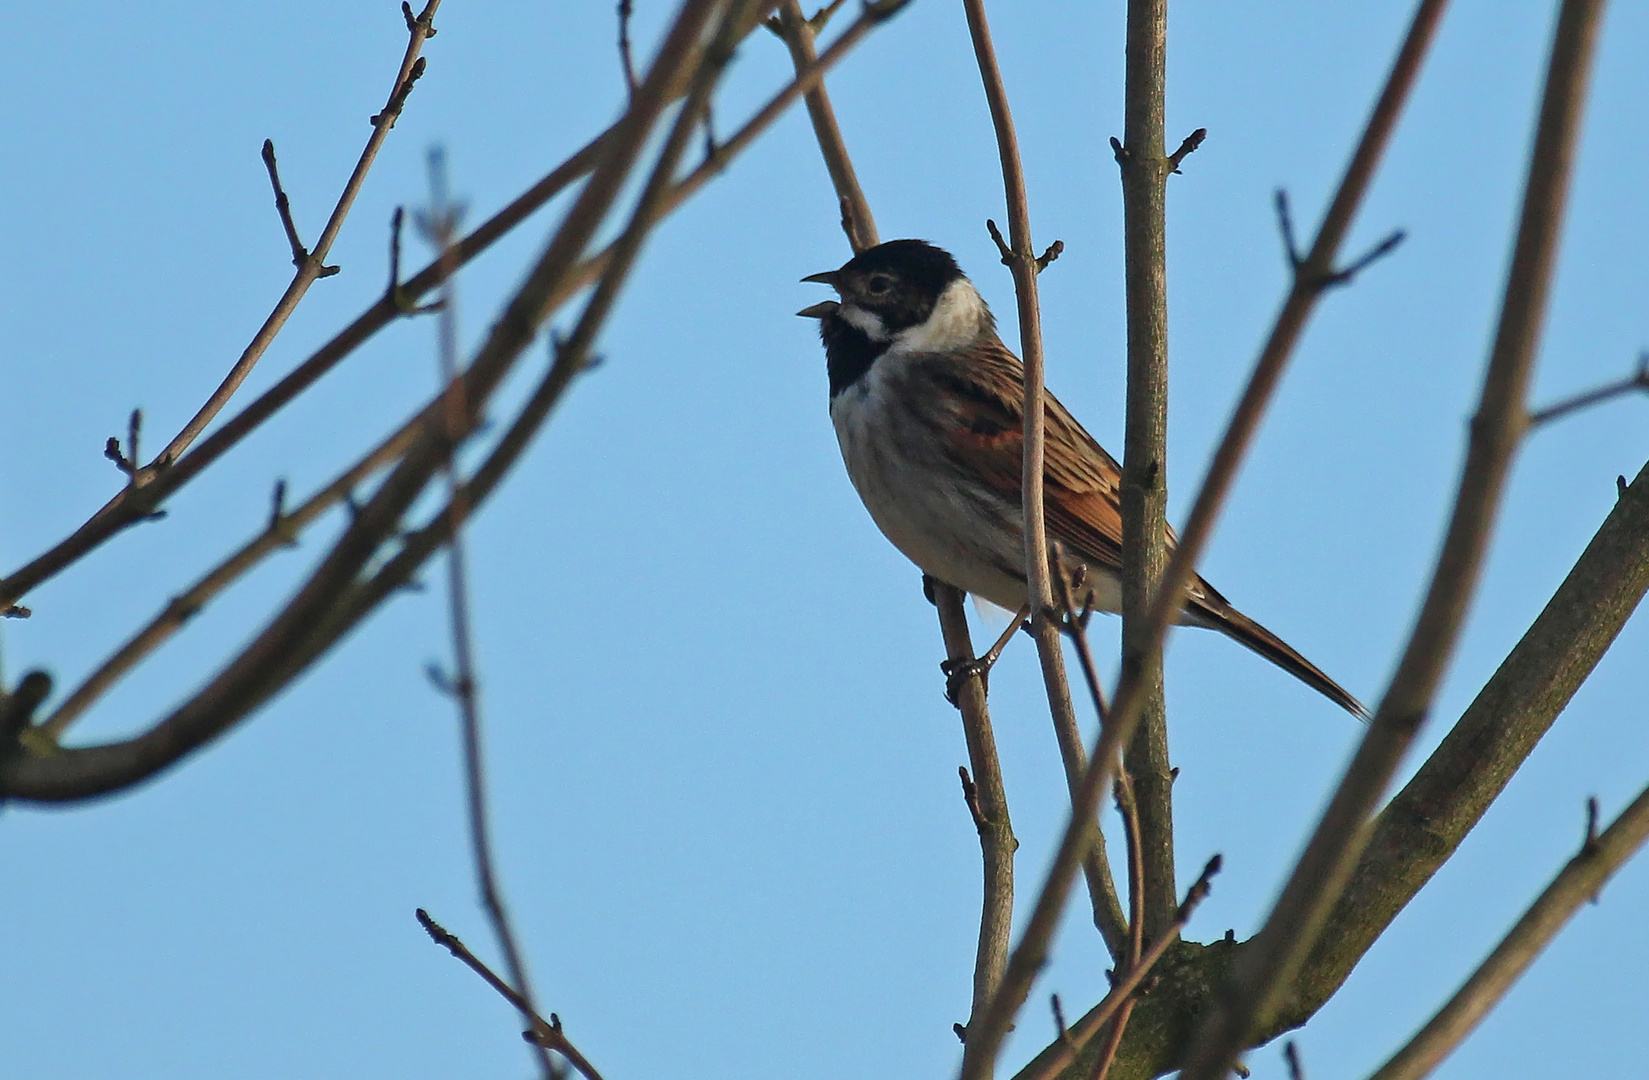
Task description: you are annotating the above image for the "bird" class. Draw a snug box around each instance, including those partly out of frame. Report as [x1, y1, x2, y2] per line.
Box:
[797, 238, 1365, 718]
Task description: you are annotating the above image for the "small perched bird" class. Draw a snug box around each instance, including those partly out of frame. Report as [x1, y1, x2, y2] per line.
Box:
[798, 238, 1365, 717]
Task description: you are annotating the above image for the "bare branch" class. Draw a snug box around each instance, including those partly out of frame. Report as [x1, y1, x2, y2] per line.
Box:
[618, 0, 640, 98]
[1529, 351, 1649, 426]
[420, 147, 557, 1080]
[415, 909, 605, 1080]
[1367, 784, 1649, 1080]
[772, 0, 878, 252]
[1115, 0, 1177, 944]
[956, 2, 1092, 1075]
[1180, 1, 1608, 1073]
[261, 139, 338, 275]
[1166, 127, 1206, 173]
[0, 0, 888, 614]
[1018, 855, 1222, 1080]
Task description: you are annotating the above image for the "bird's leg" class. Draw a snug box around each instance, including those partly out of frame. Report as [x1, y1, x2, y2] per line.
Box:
[941, 603, 1032, 704]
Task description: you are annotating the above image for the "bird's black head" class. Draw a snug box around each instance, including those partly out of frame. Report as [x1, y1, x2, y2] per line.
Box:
[798, 240, 974, 397]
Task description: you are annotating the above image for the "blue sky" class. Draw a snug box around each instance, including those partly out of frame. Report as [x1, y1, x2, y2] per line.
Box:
[3, 3, 1647, 1079]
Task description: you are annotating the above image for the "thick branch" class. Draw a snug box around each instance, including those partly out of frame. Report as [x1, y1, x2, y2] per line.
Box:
[1180, 2, 1607, 1072]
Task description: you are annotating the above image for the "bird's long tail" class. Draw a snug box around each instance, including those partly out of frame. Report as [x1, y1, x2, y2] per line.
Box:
[1187, 589, 1368, 720]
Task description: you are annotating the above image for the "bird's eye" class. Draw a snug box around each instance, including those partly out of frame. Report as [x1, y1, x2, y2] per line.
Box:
[865, 274, 893, 296]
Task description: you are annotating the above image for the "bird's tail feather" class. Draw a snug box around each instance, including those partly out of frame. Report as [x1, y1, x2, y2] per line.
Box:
[1188, 595, 1368, 720]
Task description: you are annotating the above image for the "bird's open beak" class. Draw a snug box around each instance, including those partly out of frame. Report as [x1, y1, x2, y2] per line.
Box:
[800, 269, 839, 286]
[796, 300, 839, 319]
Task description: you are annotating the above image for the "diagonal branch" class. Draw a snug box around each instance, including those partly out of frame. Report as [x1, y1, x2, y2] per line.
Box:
[1179, 1, 1608, 1073]
[1366, 784, 1649, 1080]
[416, 909, 606, 1080]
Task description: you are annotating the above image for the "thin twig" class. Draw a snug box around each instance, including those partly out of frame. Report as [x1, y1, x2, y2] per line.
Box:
[36, 420, 419, 741]
[1528, 351, 1649, 426]
[1179, 1, 1607, 1074]
[771, 0, 877, 252]
[962, 3, 1452, 1075]
[1166, 127, 1207, 173]
[415, 909, 606, 1080]
[0, 0, 886, 614]
[1017, 856, 1221, 1080]
[954, 2, 1107, 1075]
[156, 3, 440, 469]
[421, 147, 556, 1080]
[0, 0, 731, 801]
[618, 0, 640, 97]
[1367, 783, 1649, 1080]
[261, 139, 337, 274]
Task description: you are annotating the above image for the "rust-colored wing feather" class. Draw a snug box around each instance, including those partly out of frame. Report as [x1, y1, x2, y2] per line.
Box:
[911, 339, 1368, 718]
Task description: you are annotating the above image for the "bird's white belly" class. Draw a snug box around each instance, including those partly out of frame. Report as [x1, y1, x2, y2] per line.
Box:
[830, 362, 1033, 610]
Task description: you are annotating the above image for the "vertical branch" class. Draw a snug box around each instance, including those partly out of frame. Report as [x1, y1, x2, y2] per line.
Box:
[959, 4, 1091, 1080]
[938, 587, 1018, 1036]
[1179, 1, 1607, 1075]
[1114, 0, 1176, 942]
[422, 150, 556, 1080]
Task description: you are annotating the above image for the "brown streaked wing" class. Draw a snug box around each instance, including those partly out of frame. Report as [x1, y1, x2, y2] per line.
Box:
[911, 339, 1130, 577]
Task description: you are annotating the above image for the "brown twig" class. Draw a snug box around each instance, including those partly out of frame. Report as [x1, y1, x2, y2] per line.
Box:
[964, 3, 1451, 1075]
[1367, 784, 1649, 1080]
[1166, 127, 1207, 173]
[158, 3, 439, 468]
[617, 0, 640, 97]
[1528, 351, 1649, 426]
[0, 0, 884, 615]
[1115, 0, 1177, 944]
[1018, 855, 1221, 1080]
[415, 909, 605, 1080]
[0, 0, 729, 801]
[771, 0, 877, 253]
[936, 584, 1018, 1041]
[420, 147, 557, 1080]
[1179, 2, 1606, 1074]
[956, 3, 1096, 1076]
[35, 420, 418, 741]
[1048, 559, 1131, 961]
[261, 139, 338, 275]
[0, 3, 906, 807]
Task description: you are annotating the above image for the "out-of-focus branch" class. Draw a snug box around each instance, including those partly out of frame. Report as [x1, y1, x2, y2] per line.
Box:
[419, 148, 556, 1080]
[416, 909, 606, 1080]
[1180, 2, 1607, 1074]
[1366, 786, 1649, 1080]
[1528, 350, 1649, 427]
[0, 0, 911, 799]
[1012, 461, 1649, 1080]
[1018, 856, 1221, 1080]
[1113, 0, 1179, 944]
